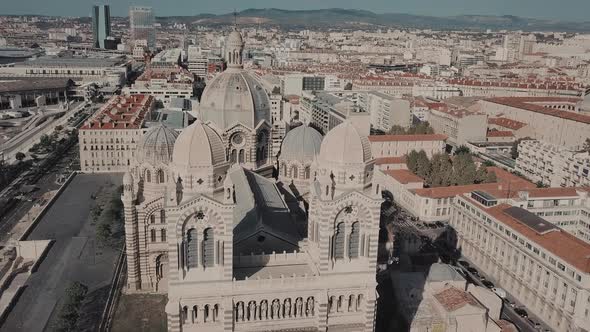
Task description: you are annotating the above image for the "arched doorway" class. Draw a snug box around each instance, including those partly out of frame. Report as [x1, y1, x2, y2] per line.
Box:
[155, 253, 169, 292]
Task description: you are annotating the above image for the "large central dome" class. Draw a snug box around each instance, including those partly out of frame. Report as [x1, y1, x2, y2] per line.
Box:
[199, 70, 270, 130]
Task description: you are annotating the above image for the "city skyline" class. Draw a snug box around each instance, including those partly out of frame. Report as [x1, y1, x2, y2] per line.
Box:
[1, 0, 590, 22]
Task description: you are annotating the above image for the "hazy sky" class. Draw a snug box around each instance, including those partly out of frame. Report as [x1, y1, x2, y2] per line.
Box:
[1, 0, 589, 21]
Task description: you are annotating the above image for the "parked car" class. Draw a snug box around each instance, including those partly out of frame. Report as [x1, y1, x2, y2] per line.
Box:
[466, 267, 479, 276]
[493, 287, 507, 298]
[503, 298, 516, 307]
[482, 280, 495, 289]
[514, 308, 528, 318]
[458, 260, 470, 267]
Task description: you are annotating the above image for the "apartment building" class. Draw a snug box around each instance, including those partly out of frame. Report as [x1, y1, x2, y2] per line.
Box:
[123, 68, 193, 104]
[450, 191, 590, 332]
[478, 97, 590, 150]
[515, 140, 590, 188]
[360, 91, 412, 132]
[79, 94, 155, 173]
[428, 108, 488, 147]
[509, 188, 590, 244]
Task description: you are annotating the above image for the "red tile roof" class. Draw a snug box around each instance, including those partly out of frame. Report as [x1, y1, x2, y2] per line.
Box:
[368, 134, 448, 142]
[488, 117, 528, 130]
[375, 156, 406, 165]
[80, 94, 154, 130]
[485, 97, 590, 125]
[521, 187, 580, 198]
[433, 287, 482, 312]
[487, 130, 514, 138]
[384, 169, 423, 184]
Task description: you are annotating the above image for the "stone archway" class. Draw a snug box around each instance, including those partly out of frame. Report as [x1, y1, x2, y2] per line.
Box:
[155, 253, 169, 293]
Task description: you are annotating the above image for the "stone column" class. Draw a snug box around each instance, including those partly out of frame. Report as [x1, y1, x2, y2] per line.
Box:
[316, 292, 329, 332]
[123, 202, 141, 291]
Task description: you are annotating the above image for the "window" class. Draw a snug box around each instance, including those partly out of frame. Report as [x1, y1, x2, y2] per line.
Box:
[146, 170, 152, 182]
[333, 222, 345, 260]
[161, 229, 166, 242]
[157, 169, 165, 183]
[150, 229, 156, 242]
[150, 214, 156, 224]
[202, 228, 215, 268]
[187, 229, 198, 269]
[349, 222, 360, 259]
[160, 210, 165, 223]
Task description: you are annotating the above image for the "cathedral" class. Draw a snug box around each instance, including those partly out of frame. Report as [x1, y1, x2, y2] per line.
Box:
[122, 28, 383, 332]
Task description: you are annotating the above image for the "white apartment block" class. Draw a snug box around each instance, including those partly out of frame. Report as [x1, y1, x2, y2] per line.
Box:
[509, 188, 590, 244]
[516, 140, 590, 188]
[187, 46, 209, 81]
[79, 94, 155, 173]
[428, 108, 488, 147]
[361, 92, 412, 132]
[450, 191, 590, 332]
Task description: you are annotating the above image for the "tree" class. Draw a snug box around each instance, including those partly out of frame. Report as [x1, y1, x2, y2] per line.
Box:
[406, 150, 419, 174]
[40, 134, 52, 148]
[55, 125, 63, 132]
[475, 165, 489, 184]
[536, 181, 548, 188]
[414, 150, 431, 180]
[388, 125, 406, 135]
[454, 145, 471, 155]
[15, 152, 26, 162]
[428, 153, 453, 187]
[344, 82, 353, 90]
[413, 121, 434, 134]
[452, 153, 477, 185]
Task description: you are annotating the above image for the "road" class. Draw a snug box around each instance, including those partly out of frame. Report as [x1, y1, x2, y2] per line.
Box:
[0, 174, 122, 332]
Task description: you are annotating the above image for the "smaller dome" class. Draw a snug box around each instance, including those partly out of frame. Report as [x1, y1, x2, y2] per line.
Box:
[172, 120, 226, 169]
[318, 121, 372, 165]
[280, 126, 323, 162]
[228, 30, 243, 44]
[137, 124, 179, 165]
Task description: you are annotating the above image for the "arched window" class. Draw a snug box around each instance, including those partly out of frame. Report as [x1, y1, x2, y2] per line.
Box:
[192, 305, 198, 323]
[150, 214, 156, 224]
[150, 229, 156, 242]
[146, 170, 151, 182]
[160, 210, 165, 223]
[161, 229, 167, 242]
[182, 306, 188, 324]
[231, 149, 237, 163]
[291, 165, 298, 179]
[281, 163, 287, 177]
[157, 169, 165, 183]
[349, 222, 360, 258]
[333, 222, 345, 260]
[348, 294, 356, 311]
[186, 229, 198, 269]
[204, 304, 210, 323]
[202, 228, 215, 268]
[238, 149, 245, 163]
[213, 304, 219, 321]
[304, 166, 311, 179]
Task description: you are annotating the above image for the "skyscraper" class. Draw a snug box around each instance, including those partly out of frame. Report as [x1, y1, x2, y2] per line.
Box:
[91, 5, 111, 49]
[129, 6, 155, 51]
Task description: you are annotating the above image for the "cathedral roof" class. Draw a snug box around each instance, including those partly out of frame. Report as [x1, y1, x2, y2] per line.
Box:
[199, 71, 270, 130]
[318, 121, 372, 165]
[280, 125, 323, 162]
[136, 123, 179, 166]
[172, 120, 226, 170]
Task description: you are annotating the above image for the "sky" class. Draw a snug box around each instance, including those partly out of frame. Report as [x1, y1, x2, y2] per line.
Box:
[1, 0, 589, 22]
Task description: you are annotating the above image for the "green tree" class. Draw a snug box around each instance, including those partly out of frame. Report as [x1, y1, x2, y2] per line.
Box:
[15, 152, 26, 162]
[475, 165, 489, 184]
[413, 121, 434, 134]
[428, 153, 453, 187]
[406, 150, 419, 174]
[536, 181, 548, 188]
[414, 150, 431, 180]
[388, 125, 406, 135]
[452, 153, 477, 185]
[454, 145, 471, 155]
[40, 134, 52, 147]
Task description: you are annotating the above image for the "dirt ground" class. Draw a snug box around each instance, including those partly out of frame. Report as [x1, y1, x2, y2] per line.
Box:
[111, 293, 168, 332]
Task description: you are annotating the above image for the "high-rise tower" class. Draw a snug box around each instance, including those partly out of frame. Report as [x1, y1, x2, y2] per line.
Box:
[130, 6, 156, 51]
[91, 5, 111, 49]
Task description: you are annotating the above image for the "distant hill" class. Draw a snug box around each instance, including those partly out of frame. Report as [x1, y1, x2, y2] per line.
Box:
[158, 8, 590, 32]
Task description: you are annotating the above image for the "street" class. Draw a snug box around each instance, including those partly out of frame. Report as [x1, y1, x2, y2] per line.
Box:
[385, 202, 553, 332]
